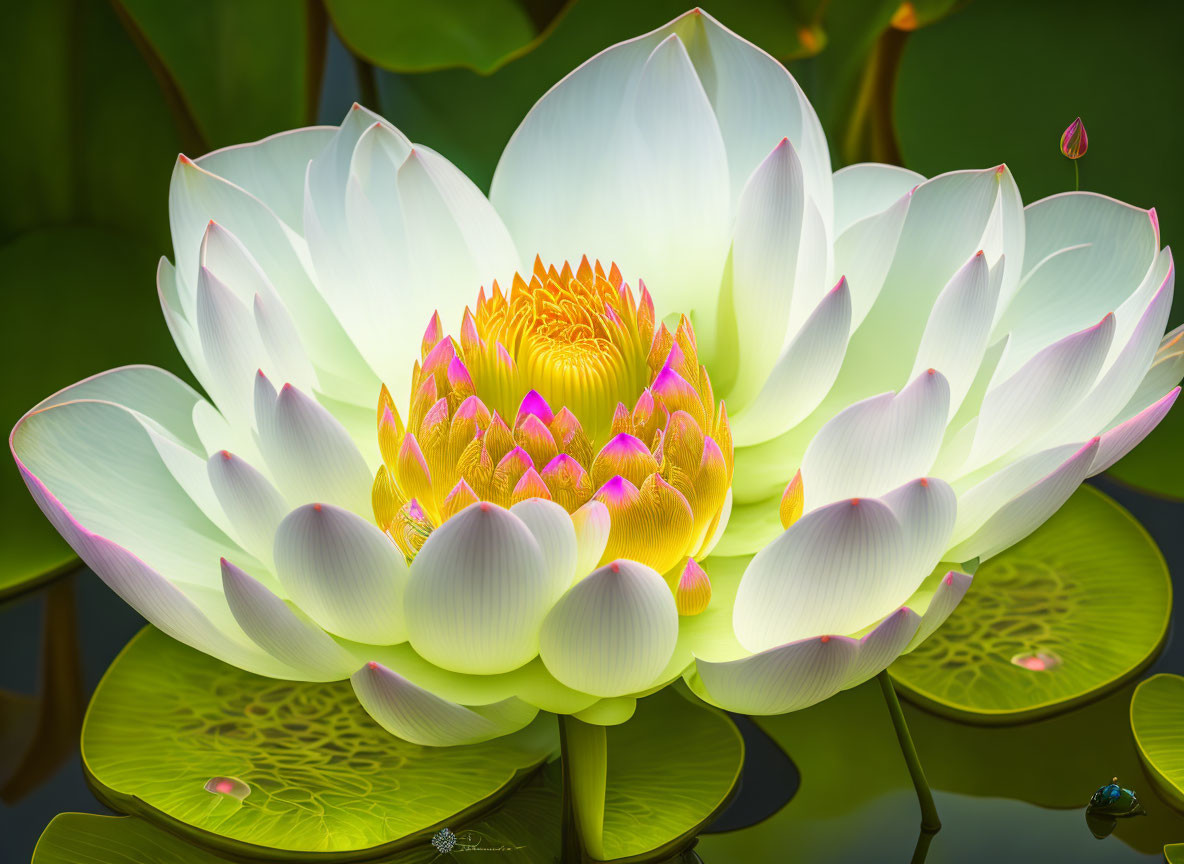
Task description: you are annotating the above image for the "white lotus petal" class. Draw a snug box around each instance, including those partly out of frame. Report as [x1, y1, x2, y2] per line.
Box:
[156, 258, 207, 384]
[995, 192, 1158, 374]
[1117, 325, 1184, 421]
[1091, 388, 1181, 475]
[170, 153, 371, 392]
[831, 188, 911, 330]
[732, 278, 852, 445]
[800, 369, 950, 508]
[352, 661, 538, 747]
[1038, 255, 1173, 447]
[273, 502, 408, 644]
[904, 570, 973, 652]
[881, 477, 957, 593]
[251, 289, 317, 395]
[206, 450, 286, 567]
[691, 634, 858, 714]
[733, 497, 904, 652]
[539, 559, 678, 698]
[947, 437, 1100, 562]
[571, 500, 611, 579]
[14, 455, 291, 677]
[405, 503, 551, 674]
[195, 265, 268, 426]
[832, 163, 923, 236]
[833, 167, 1019, 400]
[910, 251, 999, 418]
[969, 314, 1114, 468]
[729, 137, 805, 408]
[786, 199, 835, 337]
[12, 392, 246, 590]
[196, 126, 336, 229]
[950, 441, 1083, 544]
[510, 497, 578, 601]
[844, 607, 922, 688]
[491, 9, 827, 349]
[258, 382, 371, 513]
[221, 557, 356, 680]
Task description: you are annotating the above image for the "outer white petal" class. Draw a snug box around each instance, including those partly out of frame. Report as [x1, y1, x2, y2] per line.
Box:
[903, 570, 973, 652]
[831, 189, 911, 330]
[690, 634, 858, 714]
[834, 167, 1020, 401]
[947, 438, 1100, 562]
[491, 9, 829, 350]
[195, 126, 336, 229]
[221, 558, 357, 680]
[832, 162, 923, 236]
[14, 453, 292, 678]
[800, 369, 950, 508]
[405, 503, 551, 674]
[729, 137, 805, 408]
[732, 497, 904, 652]
[258, 382, 372, 513]
[157, 258, 207, 385]
[968, 315, 1114, 468]
[539, 560, 678, 698]
[910, 251, 999, 419]
[510, 497, 578, 601]
[844, 607, 922, 687]
[1038, 255, 1174, 448]
[195, 265, 268, 426]
[352, 661, 538, 747]
[880, 477, 957, 592]
[169, 154, 371, 394]
[571, 500, 611, 578]
[731, 277, 852, 446]
[206, 450, 286, 567]
[995, 192, 1158, 374]
[12, 379, 249, 590]
[273, 503, 408, 644]
[1091, 388, 1181, 475]
[1117, 325, 1184, 421]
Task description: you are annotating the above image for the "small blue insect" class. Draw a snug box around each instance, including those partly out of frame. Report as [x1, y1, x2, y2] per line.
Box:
[431, 827, 457, 854]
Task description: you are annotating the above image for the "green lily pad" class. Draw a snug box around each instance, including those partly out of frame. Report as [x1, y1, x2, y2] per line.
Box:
[82, 627, 556, 859]
[1166, 842, 1184, 863]
[1132, 674, 1184, 812]
[599, 687, 744, 861]
[35, 775, 562, 864]
[890, 485, 1171, 723]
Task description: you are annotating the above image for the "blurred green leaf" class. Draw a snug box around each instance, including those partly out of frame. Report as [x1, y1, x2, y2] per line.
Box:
[326, 0, 571, 75]
[891, 486, 1170, 722]
[113, 0, 325, 150]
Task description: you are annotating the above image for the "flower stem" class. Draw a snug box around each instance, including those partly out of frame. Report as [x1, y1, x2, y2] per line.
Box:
[1074, 160, 1080, 192]
[877, 670, 941, 832]
[559, 714, 608, 861]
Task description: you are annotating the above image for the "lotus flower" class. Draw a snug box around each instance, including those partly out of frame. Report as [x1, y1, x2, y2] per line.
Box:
[11, 10, 1180, 744]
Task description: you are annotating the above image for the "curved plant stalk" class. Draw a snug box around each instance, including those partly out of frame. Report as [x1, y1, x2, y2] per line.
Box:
[878, 669, 941, 832]
[560, 714, 608, 861]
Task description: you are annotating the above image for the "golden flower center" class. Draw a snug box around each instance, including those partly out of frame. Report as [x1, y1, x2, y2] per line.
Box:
[370, 257, 733, 607]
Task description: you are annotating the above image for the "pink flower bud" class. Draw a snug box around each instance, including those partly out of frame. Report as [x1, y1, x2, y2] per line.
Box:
[1060, 117, 1088, 160]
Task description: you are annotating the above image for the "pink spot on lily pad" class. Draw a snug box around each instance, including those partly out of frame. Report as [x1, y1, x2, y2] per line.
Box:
[1010, 651, 1062, 672]
[205, 776, 250, 801]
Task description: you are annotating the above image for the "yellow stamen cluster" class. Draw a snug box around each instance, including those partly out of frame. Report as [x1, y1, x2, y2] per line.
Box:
[371, 257, 733, 614]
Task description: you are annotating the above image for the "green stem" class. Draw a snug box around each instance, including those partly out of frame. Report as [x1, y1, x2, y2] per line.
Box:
[877, 670, 941, 832]
[1074, 159, 1080, 191]
[559, 714, 608, 861]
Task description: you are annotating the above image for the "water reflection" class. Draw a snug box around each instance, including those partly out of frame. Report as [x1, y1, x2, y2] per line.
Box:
[0, 577, 84, 804]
